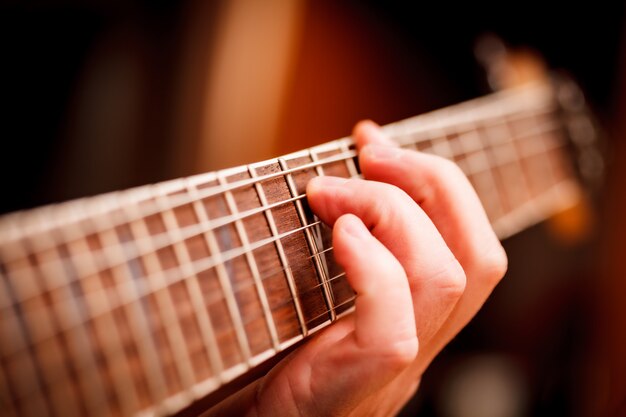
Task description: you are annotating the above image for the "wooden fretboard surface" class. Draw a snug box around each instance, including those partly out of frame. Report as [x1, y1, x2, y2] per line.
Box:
[0, 81, 585, 417]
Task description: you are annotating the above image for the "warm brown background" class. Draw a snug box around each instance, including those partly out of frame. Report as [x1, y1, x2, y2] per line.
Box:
[1, 1, 625, 415]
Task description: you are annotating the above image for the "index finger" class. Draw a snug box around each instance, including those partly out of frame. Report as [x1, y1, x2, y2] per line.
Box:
[354, 121, 505, 274]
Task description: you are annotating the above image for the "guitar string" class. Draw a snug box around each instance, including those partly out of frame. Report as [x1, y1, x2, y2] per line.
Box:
[2, 226, 338, 356]
[0, 95, 556, 354]
[0, 95, 563, 407]
[0, 80, 560, 410]
[0, 95, 556, 255]
[0, 102, 556, 288]
[11, 110, 576, 358]
[170, 135, 569, 410]
[4, 275, 357, 414]
[0, 125, 569, 362]
[0, 118, 565, 318]
[0, 118, 564, 318]
[0, 108, 559, 289]
[2, 143, 573, 402]
[2, 263, 353, 404]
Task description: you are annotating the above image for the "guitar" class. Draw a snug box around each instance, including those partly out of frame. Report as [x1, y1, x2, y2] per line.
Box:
[0, 77, 600, 417]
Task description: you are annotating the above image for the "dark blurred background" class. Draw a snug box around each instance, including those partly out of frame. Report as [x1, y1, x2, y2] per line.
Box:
[1, 1, 625, 416]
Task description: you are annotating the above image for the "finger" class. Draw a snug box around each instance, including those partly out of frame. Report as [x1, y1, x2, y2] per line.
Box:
[307, 176, 466, 341]
[333, 214, 417, 354]
[331, 214, 416, 354]
[355, 121, 502, 266]
[355, 123, 507, 362]
[360, 143, 505, 272]
[301, 214, 419, 412]
[353, 119, 398, 150]
[256, 214, 420, 416]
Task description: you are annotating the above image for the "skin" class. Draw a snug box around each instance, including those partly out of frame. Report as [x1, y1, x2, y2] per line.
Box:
[207, 120, 508, 416]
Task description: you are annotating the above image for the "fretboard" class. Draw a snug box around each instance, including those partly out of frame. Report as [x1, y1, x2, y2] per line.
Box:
[0, 81, 587, 417]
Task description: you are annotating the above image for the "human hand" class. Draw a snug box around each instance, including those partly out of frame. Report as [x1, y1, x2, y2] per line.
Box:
[207, 121, 507, 417]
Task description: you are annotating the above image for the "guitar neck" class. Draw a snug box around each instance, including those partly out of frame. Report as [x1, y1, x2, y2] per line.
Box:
[0, 80, 586, 417]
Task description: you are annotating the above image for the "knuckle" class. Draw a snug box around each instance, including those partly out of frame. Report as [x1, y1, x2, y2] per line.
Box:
[434, 258, 467, 301]
[380, 337, 419, 370]
[428, 155, 465, 182]
[365, 183, 414, 218]
[414, 156, 468, 201]
[478, 244, 508, 286]
[377, 181, 411, 202]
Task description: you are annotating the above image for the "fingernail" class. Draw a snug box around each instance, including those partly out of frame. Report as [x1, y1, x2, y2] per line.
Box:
[362, 144, 403, 160]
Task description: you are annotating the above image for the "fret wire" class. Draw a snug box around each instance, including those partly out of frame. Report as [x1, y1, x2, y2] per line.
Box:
[417, 117, 555, 201]
[4, 271, 352, 413]
[33, 146, 572, 416]
[0, 106, 556, 282]
[396, 106, 557, 157]
[429, 129, 456, 159]
[0, 152, 356, 250]
[458, 123, 565, 175]
[279, 157, 335, 323]
[217, 173, 280, 351]
[526, 112, 563, 189]
[0, 132, 564, 350]
[307, 149, 337, 320]
[478, 117, 524, 228]
[4, 186, 256, 411]
[391, 103, 556, 148]
[136, 246, 340, 315]
[89, 203, 170, 408]
[51, 223, 124, 413]
[178, 180, 224, 382]
[229, 271, 349, 331]
[123, 189, 197, 397]
[0, 259, 52, 417]
[0, 91, 557, 256]
[448, 109, 507, 222]
[250, 269, 345, 316]
[450, 129, 492, 173]
[130, 270, 352, 393]
[476, 114, 556, 228]
[186, 178, 253, 367]
[138, 268, 350, 351]
[61, 214, 141, 416]
[18, 236, 88, 417]
[501, 114, 536, 207]
[30, 227, 114, 416]
[248, 165, 309, 338]
[153, 183, 224, 391]
[0, 79, 572, 414]
[8, 112, 557, 288]
[1, 121, 564, 321]
[339, 140, 360, 177]
[491, 179, 581, 239]
[302, 292, 356, 329]
[0, 219, 323, 347]
[147, 252, 345, 333]
[0, 194, 308, 287]
[4, 132, 578, 364]
[2, 223, 337, 365]
[459, 152, 503, 221]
